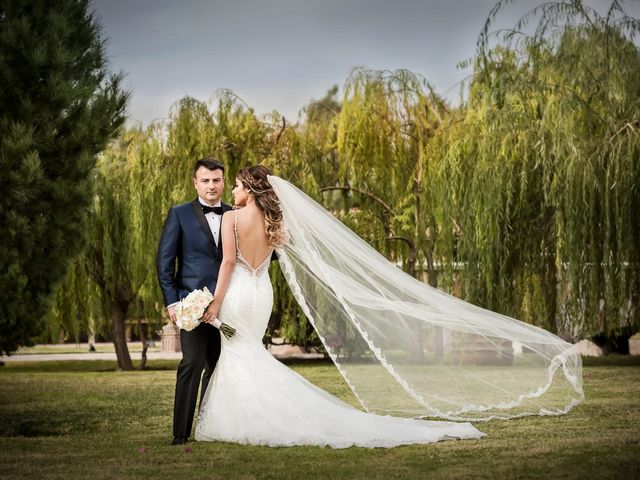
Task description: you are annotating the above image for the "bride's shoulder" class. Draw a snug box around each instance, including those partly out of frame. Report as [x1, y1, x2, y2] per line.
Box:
[220, 209, 238, 229]
[220, 207, 253, 226]
[221, 208, 237, 218]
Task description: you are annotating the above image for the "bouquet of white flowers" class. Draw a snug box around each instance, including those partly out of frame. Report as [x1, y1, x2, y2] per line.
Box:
[174, 287, 236, 339]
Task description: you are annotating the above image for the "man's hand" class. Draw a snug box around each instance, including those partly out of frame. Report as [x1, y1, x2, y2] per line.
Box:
[167, 305, 177, 324]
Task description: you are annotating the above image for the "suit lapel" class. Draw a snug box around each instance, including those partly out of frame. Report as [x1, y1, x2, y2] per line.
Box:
[191, 199, 216, 247]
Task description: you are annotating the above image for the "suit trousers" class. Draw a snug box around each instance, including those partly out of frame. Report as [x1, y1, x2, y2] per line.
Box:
[173, 322, 221, 439]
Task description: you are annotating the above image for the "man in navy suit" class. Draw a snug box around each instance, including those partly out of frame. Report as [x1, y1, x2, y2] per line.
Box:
[156, 157, 233, 445]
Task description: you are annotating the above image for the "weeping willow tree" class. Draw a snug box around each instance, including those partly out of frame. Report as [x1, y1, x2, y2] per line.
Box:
[49, 126, 168, 369]
[434, 0, 640, 350]
[333, 68, 448, 282]
[49, 92, 327, 365]
[261, 87, 344, 350]
[305, 69, 452, 362]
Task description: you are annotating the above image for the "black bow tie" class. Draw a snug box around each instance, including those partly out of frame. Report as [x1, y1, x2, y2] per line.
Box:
[202, 205, 223, 215]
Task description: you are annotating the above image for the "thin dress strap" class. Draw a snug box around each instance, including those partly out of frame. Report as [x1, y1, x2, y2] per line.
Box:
[233, 209, 240, 251]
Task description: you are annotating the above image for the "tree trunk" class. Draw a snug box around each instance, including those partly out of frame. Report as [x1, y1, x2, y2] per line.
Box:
[111, 299, 133, 370]
[408, 321, 426, 364]
[137, 318, 148, 371]
[88, 316, 96, 352]
[425, 249, 444, 363]
[406, 245, 426, 364]
[541, 222, 558, 335]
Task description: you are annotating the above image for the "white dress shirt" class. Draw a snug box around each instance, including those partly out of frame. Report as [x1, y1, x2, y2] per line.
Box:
[198, 197, 222, 246]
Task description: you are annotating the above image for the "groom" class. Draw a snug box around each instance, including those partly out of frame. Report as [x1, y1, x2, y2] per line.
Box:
[156, 157, 233, 445]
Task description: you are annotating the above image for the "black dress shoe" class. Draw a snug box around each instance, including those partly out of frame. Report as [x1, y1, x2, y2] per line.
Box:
[171, 437, 188, 445]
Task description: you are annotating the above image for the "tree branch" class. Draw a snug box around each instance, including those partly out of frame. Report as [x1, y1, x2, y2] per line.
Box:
[319, 185, 397, 217]
[386, 235, 414, 249]
[274, 116, 287, 144]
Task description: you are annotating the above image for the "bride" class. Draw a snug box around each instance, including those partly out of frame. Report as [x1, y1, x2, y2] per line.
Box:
[193, 165, 583, 448]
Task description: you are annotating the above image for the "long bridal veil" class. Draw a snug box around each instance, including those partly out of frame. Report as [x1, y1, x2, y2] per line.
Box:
[268, 175, 584, 421]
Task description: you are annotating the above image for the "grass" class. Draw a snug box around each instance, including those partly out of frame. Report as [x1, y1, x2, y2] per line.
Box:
[13, 342, 160, 355]
[0, 356, 638, 480]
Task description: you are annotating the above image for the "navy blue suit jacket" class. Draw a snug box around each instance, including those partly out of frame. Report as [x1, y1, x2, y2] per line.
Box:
[156, 199, 233, 307]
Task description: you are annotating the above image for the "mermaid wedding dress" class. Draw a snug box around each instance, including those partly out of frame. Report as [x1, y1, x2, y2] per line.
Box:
[194, 210, 485, 448]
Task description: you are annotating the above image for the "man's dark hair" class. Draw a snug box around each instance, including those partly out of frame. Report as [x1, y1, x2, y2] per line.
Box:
[193, 157, 224, 177]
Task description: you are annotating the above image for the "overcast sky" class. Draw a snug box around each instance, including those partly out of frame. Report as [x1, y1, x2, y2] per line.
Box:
[90, 0, 639, 125]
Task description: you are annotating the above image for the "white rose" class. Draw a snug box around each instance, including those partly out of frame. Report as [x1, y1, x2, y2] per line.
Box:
[175, 288, 214, 331]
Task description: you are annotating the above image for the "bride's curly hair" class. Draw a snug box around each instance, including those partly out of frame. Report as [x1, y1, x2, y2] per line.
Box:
[236, 165, 287, 248]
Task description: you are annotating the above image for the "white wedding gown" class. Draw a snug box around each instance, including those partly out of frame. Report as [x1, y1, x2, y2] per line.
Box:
[193, 215, 485, 448]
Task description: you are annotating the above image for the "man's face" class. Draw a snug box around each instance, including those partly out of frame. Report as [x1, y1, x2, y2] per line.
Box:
[193, 167, 224, 204]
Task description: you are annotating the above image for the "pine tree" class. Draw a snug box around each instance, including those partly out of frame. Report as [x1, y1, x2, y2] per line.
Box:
[0, 0, 128, 355]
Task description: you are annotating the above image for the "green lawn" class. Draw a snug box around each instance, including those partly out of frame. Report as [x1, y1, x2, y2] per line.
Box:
[14, 342, 160, 354]
[0, 356, 638, 480]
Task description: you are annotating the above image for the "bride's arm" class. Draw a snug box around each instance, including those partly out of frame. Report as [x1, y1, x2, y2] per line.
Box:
[202, 212, 236, 323]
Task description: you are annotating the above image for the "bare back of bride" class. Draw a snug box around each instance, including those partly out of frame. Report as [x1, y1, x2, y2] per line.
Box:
[193, 165, 484, 448]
